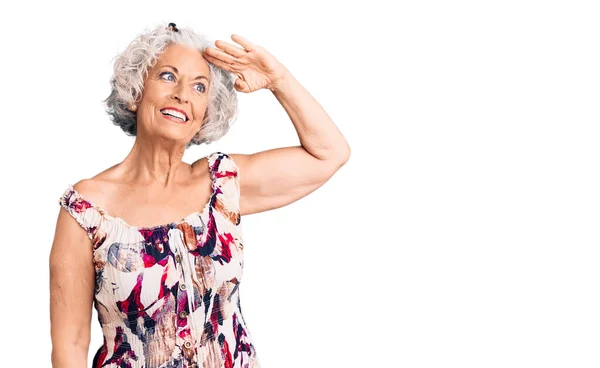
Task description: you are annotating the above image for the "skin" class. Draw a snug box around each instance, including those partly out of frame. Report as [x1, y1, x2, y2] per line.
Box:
[50, 34, 350, 367]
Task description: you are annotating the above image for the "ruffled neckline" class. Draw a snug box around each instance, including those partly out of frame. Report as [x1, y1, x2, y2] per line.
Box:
[64, 184, 214, 231]
[62, 155, 217, 232]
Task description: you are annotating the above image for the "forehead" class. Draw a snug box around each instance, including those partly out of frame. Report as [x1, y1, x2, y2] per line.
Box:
[152, 43, 209, 76]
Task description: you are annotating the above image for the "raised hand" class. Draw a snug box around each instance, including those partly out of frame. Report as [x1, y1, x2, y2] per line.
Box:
[202, 34, 290, 93]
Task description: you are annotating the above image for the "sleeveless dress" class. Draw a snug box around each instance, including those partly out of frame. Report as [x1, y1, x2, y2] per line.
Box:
[58, 152, 261, 368]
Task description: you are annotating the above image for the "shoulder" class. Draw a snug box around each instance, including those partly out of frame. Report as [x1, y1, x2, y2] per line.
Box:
[57, 178, 107, 244]
[70, 178, 114, 208]
[63, 162, 122, 203]
[71, 178, 101, 197]
[192, 151, 244, 175]
[59, 175, 121, 223]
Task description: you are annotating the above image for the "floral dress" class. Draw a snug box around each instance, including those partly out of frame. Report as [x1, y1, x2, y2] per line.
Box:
[58, 152, 261, 368]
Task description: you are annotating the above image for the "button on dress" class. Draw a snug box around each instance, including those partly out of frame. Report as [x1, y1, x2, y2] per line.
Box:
[58, 152, 261, 368]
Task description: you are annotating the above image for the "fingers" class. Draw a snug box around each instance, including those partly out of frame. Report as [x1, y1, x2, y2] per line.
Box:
[203, 52, 233, 72]
[203, 34, 256, 73]
[231, 34, 256, 51]
[213, 40, 247, 58]
[204, 46, 237, 65]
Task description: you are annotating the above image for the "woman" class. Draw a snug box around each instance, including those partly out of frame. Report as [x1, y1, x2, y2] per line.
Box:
[49, 22, 350, 368]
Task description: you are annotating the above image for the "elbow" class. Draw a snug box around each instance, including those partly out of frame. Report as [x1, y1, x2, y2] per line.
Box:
[344, 145, 351, 162]
[337, 144, 351, 165]
[321, 143, 350, 168]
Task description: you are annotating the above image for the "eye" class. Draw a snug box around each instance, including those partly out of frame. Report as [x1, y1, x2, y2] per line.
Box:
[195, 83, 206, 93]
[160, 71, 175, 81]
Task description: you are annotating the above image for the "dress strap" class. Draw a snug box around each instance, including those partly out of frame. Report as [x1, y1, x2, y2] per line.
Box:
[206, 152, 241, 221]
[58, 185, 105, 246]
[207, 152, 240, 186]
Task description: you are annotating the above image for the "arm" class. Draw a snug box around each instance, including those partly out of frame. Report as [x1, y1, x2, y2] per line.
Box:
[231, 70, 351, 216]
[49, 207, 95, 367]
[201, 35, 351, 216]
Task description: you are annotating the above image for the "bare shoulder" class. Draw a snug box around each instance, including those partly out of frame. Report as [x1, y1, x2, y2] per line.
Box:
[65, 162, 126, 212]
[70, 175, 115, 208]
[71, 178, 101, 197]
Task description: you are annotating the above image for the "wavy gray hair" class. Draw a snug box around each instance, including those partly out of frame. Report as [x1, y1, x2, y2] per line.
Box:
[103, 22, 238, 148]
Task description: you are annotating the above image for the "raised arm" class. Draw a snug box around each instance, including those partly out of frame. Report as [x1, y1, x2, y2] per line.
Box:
[200, 35, 351, 216]
[231, 70, 350, 216]
[49, 207, 95, 367]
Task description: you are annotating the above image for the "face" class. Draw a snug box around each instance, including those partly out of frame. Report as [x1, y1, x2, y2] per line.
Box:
[134, 43, 211, 144]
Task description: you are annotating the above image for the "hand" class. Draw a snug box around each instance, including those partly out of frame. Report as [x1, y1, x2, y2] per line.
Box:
[202, 34, 289, 93]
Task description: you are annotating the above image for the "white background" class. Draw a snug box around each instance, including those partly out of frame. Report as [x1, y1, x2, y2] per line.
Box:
[0, 0, 598, 367]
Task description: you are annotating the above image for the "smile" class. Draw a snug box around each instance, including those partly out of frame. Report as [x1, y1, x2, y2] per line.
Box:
[160, 107, 189, 123]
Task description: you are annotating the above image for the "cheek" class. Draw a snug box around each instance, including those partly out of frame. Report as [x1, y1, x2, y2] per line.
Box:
[192, 103, 208, 120]
[146, 90, 165, 103]
[141, 82, 170, 103]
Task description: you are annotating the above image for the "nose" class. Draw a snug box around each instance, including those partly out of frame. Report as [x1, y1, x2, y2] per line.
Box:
[171, 82, 189, 103]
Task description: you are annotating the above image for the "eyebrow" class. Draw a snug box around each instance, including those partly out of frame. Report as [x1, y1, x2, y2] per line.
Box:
[161, 65, 209, 81]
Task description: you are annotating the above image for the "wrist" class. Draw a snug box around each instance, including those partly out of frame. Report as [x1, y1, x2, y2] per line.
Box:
[269, 70, 293, 93]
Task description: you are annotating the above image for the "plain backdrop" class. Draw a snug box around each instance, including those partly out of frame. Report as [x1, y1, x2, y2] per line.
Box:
[0, 0, 599, 367]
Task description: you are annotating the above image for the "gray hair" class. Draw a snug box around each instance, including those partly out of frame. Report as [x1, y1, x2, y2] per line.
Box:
[103, 22, 238, 148]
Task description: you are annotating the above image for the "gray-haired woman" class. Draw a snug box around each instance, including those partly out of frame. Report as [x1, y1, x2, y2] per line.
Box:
[49, 22, 350, 368]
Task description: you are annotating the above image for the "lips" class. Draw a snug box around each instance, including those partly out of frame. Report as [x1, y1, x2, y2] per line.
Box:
[160, 107, 189, 122]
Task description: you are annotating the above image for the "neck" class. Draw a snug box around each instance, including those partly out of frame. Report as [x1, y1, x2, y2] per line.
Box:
[120, 134, 190, 187]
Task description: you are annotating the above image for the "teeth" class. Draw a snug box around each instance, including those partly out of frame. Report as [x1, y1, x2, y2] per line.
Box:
[161, 109, 187, 121]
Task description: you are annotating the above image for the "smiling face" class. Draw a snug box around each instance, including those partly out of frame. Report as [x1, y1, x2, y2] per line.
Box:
[134, 43, 211, 144]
